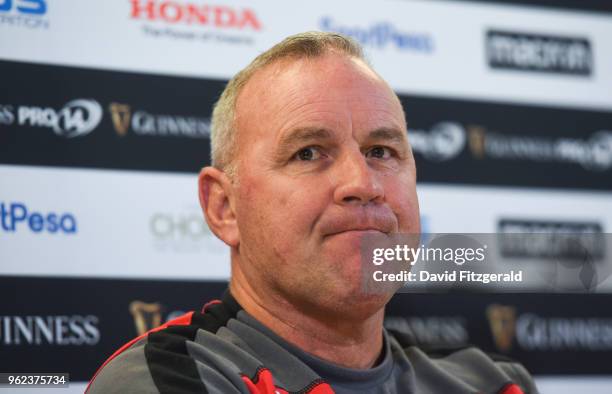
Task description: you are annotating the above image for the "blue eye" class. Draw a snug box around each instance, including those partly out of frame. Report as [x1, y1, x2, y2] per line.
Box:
[366, 146, 392, 159]
[295, 147, 321, 161]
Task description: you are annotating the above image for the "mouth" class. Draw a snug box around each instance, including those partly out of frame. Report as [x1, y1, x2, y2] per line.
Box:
[324, 228, 388, 240]
[319, 208, 398, 241]
[328, 228, 385, 235]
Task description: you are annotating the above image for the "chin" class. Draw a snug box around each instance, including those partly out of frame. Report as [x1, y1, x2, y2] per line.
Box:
[326, 280, 393, 318]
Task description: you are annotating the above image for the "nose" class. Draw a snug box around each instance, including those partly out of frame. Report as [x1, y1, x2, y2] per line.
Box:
[332, 151, 384, 206]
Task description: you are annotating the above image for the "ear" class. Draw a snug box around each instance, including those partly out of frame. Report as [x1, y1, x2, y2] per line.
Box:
[198, 166, 239, 247]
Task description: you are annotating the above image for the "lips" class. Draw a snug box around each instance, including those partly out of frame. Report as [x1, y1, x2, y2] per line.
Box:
[319, 207, 397, 238]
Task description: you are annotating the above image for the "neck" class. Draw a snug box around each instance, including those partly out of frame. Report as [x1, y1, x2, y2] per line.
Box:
[230, 263, 385, 369]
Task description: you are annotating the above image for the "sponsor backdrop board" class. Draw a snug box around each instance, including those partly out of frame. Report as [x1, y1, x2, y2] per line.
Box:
[2, 165, 611, 279]
[1, 276, 612, 379]
[0, 165, 230, 280]
[1, 0, 612, 110]
[403, 96, 612, 190]
[2, 0, 612, 391]
[1, 60, 611, 189]
[0, 60, 218, 172]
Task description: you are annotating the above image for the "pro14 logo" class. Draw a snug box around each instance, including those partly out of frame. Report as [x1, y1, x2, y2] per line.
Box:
[1, 99, 103, 138]
[0, 0, 48, 29]
[0, 105, 15, 125]
[0, 202, 77, 234]
[19, 99, 103, 138]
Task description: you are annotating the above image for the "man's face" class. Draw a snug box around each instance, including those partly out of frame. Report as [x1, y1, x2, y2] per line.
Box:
[231, 53, 420, 317]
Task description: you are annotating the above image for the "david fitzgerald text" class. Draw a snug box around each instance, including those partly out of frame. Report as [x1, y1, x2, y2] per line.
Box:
[373, 270, 523, 284]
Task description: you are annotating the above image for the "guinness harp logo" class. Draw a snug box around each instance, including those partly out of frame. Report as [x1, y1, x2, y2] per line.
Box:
[486, 304, 516, 352]
[468, 125, 486, 159]
[129, 300, 162, 335]
[109, 102, 131, 136]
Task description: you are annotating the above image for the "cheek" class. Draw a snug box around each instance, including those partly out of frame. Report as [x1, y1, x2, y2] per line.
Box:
[384, 174, 420, 233]
[237, 175, 327, 243]
[277, 185, 327, 237]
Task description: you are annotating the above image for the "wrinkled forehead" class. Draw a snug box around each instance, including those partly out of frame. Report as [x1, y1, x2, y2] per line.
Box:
[234, 53, 406, 141]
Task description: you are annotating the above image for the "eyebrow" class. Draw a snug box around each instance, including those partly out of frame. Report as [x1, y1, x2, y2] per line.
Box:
[365, 127, 408, 145]
[274, 126, 408, 161]
[275, 127, 333, 157]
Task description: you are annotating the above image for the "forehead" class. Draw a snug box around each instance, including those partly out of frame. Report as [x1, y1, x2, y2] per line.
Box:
[234, 53, 405, 139]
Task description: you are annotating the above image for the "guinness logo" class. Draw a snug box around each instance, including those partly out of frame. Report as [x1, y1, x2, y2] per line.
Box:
[487, 304, 516, 352]
[109, 102, 131, 136]
[468, 125, 486, 159]
[129, 301, 162, 335]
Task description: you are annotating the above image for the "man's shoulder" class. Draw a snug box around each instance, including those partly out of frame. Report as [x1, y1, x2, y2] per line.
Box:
[86, 311, 215, 394]
[87, 298, 331, 394]
[86, 299, 257, 394]
[86, 335, 158, 394]
[387, 328, 539, 394]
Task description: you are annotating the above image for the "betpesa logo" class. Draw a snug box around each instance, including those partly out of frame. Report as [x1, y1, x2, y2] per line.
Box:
[0, 202, 77, 234]
[320, 17, 433, 53]
[130, 0, 261, 30]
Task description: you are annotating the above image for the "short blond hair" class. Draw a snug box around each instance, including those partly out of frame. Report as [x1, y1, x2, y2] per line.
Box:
[210, 31, 365, 177]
